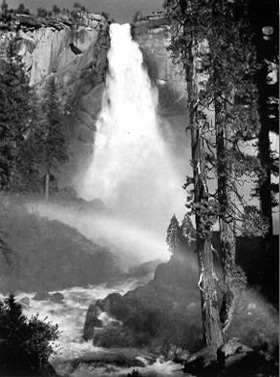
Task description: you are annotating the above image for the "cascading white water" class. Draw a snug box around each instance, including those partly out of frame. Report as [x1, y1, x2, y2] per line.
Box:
[78, 23, 184, 231]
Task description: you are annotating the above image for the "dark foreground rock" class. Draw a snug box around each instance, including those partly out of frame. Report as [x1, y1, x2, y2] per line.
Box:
[217, 338, 253, 368]
[83, 252, 204, 351]
[184, 339, 279, 377]
[184, 346, 219, 375]
[83, 237, 279, 354]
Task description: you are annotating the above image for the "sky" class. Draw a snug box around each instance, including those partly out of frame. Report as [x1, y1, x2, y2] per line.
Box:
[7, 0, 164, 23]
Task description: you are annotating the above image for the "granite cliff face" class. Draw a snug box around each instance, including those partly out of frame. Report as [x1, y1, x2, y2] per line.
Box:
[1, 14, 187, 188]
[132, 16, 186, 103]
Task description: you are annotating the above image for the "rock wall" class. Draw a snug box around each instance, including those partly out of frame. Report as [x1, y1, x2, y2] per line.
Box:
[133, 17, 186, 98]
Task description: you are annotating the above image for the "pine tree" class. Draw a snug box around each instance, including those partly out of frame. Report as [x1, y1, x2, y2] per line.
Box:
[166, 214, 181, 254]
[0, 40, 40, 193]
[38, 77, 68, 200]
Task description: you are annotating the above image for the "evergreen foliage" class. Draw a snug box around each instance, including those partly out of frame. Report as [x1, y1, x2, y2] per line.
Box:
[16, 3, 30, 14]
[0, 40, 41, 193]
[166, 214, 181, 254]
[30, 77, 68, 198]
[52, 5, 61, 15]
[166, 213, 195, 255]
[40, 77, 68, 175]
[0, 294, 59, 371]
[36, 7, 48, 18]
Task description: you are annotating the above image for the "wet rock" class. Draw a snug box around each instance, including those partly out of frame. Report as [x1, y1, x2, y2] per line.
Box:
[71, 349, 146, 369]
[19, 296, 30, 308]
[217, 338, 253, 368]
[33, 291, 51, 301]
[173, 349, 191, 364]
[83, 303, 103, 340]
[184, 346, 218, 374]
[101, 293, 124, 313]
[50, 292, 64, 303]
[217, 339, 270, 374]
[82, 253, 202, 350]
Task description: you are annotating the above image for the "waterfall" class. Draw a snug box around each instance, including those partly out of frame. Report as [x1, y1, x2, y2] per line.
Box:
[78, 23, 184, 233]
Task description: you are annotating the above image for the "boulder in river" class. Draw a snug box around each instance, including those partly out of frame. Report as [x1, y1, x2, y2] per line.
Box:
[19, 296, 30, 308]
[33, 291, 51, 301]
[83, 303, 103, 340]
[50, 292, 64, 304]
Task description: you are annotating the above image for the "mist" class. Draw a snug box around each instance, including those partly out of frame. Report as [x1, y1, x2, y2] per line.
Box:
[26, 201, 170, 267]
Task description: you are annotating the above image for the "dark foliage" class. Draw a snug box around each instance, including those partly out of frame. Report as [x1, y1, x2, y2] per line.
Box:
[40, 77, 68, 175]
[0, 40, 41, 193]
[0, 294, 59, 372]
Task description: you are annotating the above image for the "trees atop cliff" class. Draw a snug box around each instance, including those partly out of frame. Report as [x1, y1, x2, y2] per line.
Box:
[0, 40, 68, 197]
[0, 40, 39, 192]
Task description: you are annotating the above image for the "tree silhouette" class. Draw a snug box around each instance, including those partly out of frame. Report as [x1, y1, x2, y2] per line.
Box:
[0, 40, 40, 193]
[0, 294, 59, 372]
[37, 77, 68, 200]
[166, 215, 181, 254]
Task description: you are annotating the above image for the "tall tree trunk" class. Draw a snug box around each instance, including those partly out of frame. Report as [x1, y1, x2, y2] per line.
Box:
[216, 94, 237, 332]
[45, 173, 50, 202]
[188, 47, 223, 349]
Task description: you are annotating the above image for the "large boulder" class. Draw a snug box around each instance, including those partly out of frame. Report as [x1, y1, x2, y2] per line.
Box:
[184, 346, 219, 375]
[50, 292, 64, 304]
[83, 303, 103, 340]
[83, 254, 203, 350]
[33, 291, 51, 301]
[217, 338, 253, 368]
[19, 296, 30, 308]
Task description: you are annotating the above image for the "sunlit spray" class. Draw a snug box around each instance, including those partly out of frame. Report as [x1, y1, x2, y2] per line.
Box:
[77, 23, 185, 234]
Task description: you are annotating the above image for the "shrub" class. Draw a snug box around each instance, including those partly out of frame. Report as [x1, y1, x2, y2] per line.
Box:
[0, 295, 59, 372]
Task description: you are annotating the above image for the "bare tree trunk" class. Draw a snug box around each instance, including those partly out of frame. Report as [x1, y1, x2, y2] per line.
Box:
[188, 48, 223, 349]
[215, 91, 238, 332]
[191, 124, 223, 348]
